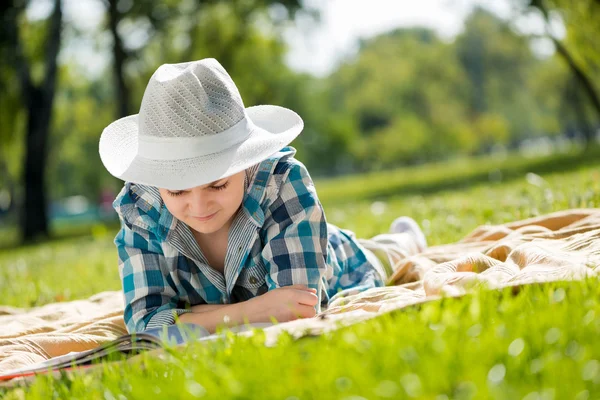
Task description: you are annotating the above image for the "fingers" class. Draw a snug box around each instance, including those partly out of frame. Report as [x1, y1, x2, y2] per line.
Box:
[282, 284, 317, 293]
[279, 286, 318, 306]
[292, 290, 319, 307]
[279, 290, 319, 320]
[265, 285, 320, 321]
[286, 290, 318, 320]
[289, 304, 317, 319]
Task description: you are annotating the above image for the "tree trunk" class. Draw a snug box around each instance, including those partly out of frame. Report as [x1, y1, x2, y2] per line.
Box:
[530, 0, 600, 145]
[18, 0, 62, 243]
[551, 37, 600, 141]
[21, 88, 50, 240]
[566, 75, 595, 144]
[107, 0, 130, 118]
[0, 157, 15, 216]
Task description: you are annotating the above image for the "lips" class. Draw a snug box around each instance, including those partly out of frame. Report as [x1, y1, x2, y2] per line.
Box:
[192, 211, 218, 222]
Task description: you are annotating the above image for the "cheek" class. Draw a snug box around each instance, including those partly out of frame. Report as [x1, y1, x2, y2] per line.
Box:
[224, 186, 245, 210]
[163, 198, 186, 217]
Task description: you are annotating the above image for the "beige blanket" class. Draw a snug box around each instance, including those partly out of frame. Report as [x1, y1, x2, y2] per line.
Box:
[2, 208, 599, 373]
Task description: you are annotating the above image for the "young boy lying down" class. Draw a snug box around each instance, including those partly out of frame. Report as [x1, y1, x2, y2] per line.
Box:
[99, 58, 427, 333]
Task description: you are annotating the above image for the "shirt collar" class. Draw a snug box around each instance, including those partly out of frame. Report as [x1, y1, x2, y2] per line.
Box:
[243, 147, 296, 227]
[127, 146, 297, 237]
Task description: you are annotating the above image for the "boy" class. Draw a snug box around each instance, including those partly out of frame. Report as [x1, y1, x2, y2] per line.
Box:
[99, 58, 426, 333]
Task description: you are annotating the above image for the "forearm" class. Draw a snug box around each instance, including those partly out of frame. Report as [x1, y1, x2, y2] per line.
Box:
[178, 301, 255, 334]
[178, 285, 317, 333]
[189, 303, 231, 313]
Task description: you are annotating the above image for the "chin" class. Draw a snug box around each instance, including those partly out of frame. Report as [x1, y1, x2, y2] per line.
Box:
[188, 219, 223, 235]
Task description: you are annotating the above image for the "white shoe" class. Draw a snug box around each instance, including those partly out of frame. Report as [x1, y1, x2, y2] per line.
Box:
[389, 216, 427, 251]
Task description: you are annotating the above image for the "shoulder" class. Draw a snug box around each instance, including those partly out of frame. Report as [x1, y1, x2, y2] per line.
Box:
[259, 148, 321, 220]
[271, 147, 310, 179]
[113, 182, 164, 231]
[253, 147, 315, 206]
[268, 146, 314, 189]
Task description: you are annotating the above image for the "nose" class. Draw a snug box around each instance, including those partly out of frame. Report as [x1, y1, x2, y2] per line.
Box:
[188, 188, 212, 215]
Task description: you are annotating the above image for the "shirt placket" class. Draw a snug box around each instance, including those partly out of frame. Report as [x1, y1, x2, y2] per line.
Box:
[223, 159, 273, 296]
[164, 215, 228, 301]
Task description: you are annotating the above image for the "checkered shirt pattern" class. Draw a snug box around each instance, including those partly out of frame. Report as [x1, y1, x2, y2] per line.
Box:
[114, 147, 384, 333]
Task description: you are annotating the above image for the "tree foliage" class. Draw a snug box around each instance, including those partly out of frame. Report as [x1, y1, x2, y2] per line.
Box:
[1, 2, 599, 241]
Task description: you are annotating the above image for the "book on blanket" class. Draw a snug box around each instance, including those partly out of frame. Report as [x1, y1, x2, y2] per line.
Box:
[1, 323, 267, 381]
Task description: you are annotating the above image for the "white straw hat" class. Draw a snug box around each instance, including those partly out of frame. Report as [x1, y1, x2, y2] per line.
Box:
[99, 58, 303, 190]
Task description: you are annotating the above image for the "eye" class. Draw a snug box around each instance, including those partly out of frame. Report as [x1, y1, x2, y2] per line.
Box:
[167, 190, 184, 197]
[211, 181, 229, 191]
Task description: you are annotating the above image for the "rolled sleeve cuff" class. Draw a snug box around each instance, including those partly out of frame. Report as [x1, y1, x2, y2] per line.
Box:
[145, 308, 192, 331]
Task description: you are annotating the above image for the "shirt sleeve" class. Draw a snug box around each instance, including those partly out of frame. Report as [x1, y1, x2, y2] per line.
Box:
[115, 216, 191, 333]
[260, 161, 332, 307]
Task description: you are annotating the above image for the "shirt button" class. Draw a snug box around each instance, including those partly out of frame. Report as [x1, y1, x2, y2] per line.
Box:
[249, 276, 258, 284]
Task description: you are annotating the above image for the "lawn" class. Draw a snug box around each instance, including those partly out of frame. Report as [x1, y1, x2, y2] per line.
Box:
[1, 147, 600, 399]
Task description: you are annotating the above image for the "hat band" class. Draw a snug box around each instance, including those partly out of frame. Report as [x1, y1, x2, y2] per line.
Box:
[137, 117, 254, 160]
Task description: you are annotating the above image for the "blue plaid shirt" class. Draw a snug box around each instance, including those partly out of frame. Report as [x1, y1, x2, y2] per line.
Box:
[114, 147, 384, 333]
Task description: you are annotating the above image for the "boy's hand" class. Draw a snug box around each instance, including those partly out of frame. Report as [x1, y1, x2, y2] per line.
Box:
[245, 284, 318, 323]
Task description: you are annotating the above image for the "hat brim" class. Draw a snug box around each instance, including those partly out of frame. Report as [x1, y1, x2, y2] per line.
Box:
[99, 105, 303, 190]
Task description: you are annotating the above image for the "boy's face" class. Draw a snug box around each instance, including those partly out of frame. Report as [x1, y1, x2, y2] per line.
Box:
[159, 170, 246, 236]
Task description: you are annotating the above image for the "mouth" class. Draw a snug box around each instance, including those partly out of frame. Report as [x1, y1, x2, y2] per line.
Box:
[191, 211, 218, 222]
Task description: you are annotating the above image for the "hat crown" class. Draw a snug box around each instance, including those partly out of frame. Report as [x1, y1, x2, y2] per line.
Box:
[138, 59, 246, 139]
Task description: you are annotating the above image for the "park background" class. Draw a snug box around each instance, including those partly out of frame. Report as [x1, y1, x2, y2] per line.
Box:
[0, 0, 598, 246]
[1, 1, 600, 397]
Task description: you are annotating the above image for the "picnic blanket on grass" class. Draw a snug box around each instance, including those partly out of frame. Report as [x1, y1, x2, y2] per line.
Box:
[1, 208, 599, 374]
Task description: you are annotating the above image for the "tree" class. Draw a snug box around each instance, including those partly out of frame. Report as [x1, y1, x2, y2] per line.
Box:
[524, 0, 600, 144]
[2, 0, 63, 243]
[325, 27, 476, 170]
[103, 0, 308, 120]
[46, 0, 318, 203]
[455, 8, 540, 144]
[0, 3, 24, 219]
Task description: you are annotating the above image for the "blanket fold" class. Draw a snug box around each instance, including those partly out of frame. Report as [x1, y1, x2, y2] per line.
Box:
[2, 208, 599, 373]
[0, 292, 127, 372]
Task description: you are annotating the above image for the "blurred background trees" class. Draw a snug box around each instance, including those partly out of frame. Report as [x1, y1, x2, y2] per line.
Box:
[2, 0, 62, 241]
[0, 0, 598, 244]
[527, 0, 600, 145]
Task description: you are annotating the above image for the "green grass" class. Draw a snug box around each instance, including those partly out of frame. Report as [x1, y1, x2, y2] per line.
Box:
[1, 148, 600, 398]
[314, 145, 600, 206]
[0, 230, 121, 307]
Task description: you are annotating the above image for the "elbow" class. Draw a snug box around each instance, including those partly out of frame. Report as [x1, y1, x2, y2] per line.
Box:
[123, 305, 152, 334]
